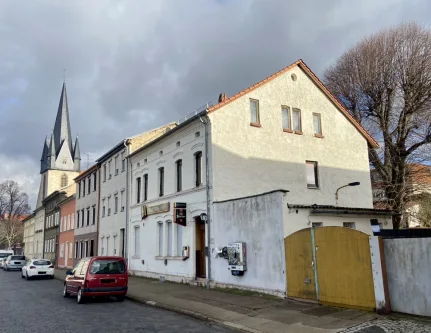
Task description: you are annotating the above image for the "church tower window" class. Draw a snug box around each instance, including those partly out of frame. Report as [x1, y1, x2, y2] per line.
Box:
[61, 174, 68, 187]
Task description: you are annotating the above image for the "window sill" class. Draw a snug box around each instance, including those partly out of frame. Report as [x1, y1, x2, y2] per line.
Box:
[250, 122, 262, 128]
[314, 134, 324, 138]
[283, 128, 293, 133]
[155, 256, 184, 261]
[307, 185, 319, 190]
[294, 130, 303, 135]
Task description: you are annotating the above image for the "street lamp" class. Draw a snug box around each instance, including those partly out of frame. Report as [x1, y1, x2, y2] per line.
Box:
[335, 182, 360, 205]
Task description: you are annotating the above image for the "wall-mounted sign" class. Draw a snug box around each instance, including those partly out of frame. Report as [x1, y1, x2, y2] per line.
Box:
[141, 202, 170, 220]
[174, 202, 187, 226]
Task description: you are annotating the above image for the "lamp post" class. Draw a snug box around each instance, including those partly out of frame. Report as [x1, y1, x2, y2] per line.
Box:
[335, 182, 360, 206]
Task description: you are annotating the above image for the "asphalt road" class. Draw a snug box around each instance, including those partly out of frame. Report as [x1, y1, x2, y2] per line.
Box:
[0, 269, 235, 333]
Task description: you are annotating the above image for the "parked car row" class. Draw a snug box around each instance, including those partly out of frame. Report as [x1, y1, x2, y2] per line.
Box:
[2, 254, 128, 305]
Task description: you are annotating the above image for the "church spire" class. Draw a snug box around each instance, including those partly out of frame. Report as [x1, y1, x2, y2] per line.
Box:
[48, 132, 56, 168]
[40, 136, 48, 173]
[53, 82, 73, 156]
[73, 136, 81, 171]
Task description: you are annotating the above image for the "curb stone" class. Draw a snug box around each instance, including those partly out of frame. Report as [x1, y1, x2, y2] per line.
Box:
[54, 274, 257, 333]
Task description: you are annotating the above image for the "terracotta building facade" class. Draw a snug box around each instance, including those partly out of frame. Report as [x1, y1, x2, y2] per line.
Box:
[58, 195, 76, 268]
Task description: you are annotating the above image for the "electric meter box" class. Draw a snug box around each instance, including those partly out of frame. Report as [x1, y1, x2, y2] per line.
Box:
[227, 242, 247, 276]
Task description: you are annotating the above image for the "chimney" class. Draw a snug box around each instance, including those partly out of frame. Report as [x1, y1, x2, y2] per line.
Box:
[218, 93, 227, 103]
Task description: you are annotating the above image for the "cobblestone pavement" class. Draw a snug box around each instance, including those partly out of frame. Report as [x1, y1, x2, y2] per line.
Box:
[0, 269, 236, 333]
[338, 318, 431, 332]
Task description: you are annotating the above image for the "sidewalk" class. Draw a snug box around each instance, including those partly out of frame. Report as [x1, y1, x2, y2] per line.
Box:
[54, 268, 377, 333]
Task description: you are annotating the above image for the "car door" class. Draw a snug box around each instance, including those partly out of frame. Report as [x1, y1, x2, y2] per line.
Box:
[67, 260, 84, 295]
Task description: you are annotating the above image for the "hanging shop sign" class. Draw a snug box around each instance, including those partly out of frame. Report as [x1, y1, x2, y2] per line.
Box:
[173, 202, 187, 226]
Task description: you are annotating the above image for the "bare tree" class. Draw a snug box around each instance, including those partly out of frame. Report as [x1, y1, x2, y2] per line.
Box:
[0, 180, 31, 249]
[324, 22, 431, 228]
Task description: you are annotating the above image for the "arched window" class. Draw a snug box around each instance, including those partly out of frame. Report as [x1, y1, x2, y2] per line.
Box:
[61, 174, 68, 187]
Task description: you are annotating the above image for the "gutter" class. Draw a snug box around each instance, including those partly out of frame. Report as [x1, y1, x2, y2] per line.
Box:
[199, 114, 211, 289]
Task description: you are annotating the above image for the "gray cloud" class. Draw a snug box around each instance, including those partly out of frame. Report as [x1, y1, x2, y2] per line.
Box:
[0, 0, 429, 208]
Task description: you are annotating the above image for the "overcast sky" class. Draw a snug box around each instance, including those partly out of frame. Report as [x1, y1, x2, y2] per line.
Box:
[0, 0, 429, 209]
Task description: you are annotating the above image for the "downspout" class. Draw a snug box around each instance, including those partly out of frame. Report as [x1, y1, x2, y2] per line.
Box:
[123, 139, 130, 267]
[200, 114, 211, 289]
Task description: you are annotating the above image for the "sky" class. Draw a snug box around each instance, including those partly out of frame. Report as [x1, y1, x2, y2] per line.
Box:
[0, 0, 429, 209]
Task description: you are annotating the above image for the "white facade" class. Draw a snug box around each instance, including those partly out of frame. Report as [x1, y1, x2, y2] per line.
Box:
[99, 148, 127, 257]
[23, 215, 35, 258]
[34, 207, 45, 259]
[129, 120, 208, 282]
[74, 166, 99, 262]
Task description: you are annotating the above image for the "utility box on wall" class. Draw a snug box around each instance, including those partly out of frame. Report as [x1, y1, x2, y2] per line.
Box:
[227, 242, 247, 276]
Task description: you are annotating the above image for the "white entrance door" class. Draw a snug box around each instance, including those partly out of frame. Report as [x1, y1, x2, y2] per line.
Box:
[65, 241, 68, 267]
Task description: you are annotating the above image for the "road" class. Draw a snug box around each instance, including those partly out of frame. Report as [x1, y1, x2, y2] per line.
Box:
[0, 269, 235, 333]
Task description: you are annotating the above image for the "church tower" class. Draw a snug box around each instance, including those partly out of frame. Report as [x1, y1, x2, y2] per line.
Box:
[36, 82, 81, 208]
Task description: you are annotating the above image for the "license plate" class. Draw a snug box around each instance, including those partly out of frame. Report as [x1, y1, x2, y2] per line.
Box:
[38, 271, 46, 274]
[14, 262, 21, 264]
[101, 279, 115, 284]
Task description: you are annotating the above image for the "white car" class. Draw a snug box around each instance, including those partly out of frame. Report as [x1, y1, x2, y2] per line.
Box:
[22, 259, 55, 280]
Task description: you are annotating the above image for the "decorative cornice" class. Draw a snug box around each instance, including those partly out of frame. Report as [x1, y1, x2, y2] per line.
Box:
[173, 152, 183, 159]
[191, 143, 204, 150]
[156, 160, 165, 166]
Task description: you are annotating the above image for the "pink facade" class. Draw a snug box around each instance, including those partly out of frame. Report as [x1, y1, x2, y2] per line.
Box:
[58, 195, 76, 268]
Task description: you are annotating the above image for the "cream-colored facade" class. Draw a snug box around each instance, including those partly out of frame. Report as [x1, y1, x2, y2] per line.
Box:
[208, 62, 375, 208]
[23, 215, 35, 258]
[34, 207, 45, 259]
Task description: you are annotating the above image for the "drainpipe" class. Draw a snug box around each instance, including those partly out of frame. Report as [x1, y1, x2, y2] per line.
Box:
[200, 114, 211, 289]
[123, 139, 130, 267]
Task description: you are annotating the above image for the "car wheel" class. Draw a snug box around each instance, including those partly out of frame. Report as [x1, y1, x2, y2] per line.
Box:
[116, 296, 125, 302]
[77, 288, 85, 304]
[63, 284, 70, 298]
[21, 271, 24, 279]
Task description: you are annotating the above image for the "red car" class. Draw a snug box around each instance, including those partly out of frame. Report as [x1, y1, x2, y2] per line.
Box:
[63, 256, 128, 304]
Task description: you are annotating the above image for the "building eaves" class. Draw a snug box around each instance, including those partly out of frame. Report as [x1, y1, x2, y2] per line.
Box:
[74, 164, 98, 182]
[58, 193, 76, 207]
[288, 204, 399, 215]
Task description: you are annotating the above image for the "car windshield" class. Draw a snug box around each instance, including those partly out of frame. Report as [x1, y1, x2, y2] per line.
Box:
[11, 256, 25, 260]
[0, 254, 10, 258]
[33, 260, 51, 266]
[89, 259, 126, 274]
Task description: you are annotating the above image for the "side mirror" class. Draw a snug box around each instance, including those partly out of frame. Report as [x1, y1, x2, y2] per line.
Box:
[66, 270, 73, 275]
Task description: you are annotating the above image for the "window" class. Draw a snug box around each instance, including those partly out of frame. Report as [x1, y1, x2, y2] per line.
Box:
[61, 174, 68, 187]
[136, 177, 141, 203]
[90, 239, 94, 256]
[60, 217, 63, 232]
[103, 164, 107, 182]
[108, 160, 112, 178]
[159, 167, 164, 197]
[82, 180, 86, 197]
[158, 222, 163, 256]
[63, 158, 67, 164]
[76, 211, 80, 228]
[195, 131, 200, 138]
[250, 99, 260, 125]
[312, 222, 322, 227]
[176, 224, 183, 256]
[313, 113, 322, 136]
[102, 199, 106, 217]
[87, 177, 91, 194]
[90, 259, 125, 274]
[92, 206, 96, 224]
[86, 208, 90, 226]
[75, 242, 78, 258]
[85, 241, 89, 257]
[67, 215, 71, 230]
[55, 212, 59, 225]
[343, 222, 356, 229]
[121, 151, 125, 171]
[144, 158, 147, 164]
[176, 141, 180, 147]
[93, 172, 97, 191]
[81, 209, 84, 227]
[108, 196, 111, 216]
[143, 174, 148, 201]
[121, 190, 125, 211]
[134, 226, 140, 257]
[69, 243, 73, 259]
[306, 161, 319, 188]
[114, 195, 118, 214]
[195, 152, 202, 187]
[71, 213, 74, 229]
[176, 160, 182, 192]
[115, 155, 119, 175]
[282, 106, 291, 131]
[167, 221, 173, 256]
[78, 183, 81, 198]
[106, 237, 109, 256]
[159, 150, 163, 156]
[293, 108, 301, 132]
[60, 243, 64, 258]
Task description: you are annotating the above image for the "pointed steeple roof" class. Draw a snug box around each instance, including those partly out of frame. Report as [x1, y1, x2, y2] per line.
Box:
[40, 135, 48, 161]
[53, 82, 73, 156]
[48, 132, 56, 157]
[73, 136, 81, 160]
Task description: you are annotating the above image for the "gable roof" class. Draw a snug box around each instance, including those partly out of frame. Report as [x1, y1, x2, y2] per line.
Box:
[207, 59, 379, 148]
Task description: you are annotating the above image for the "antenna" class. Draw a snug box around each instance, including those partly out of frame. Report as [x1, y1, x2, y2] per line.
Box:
[83, 152, 90, 169]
